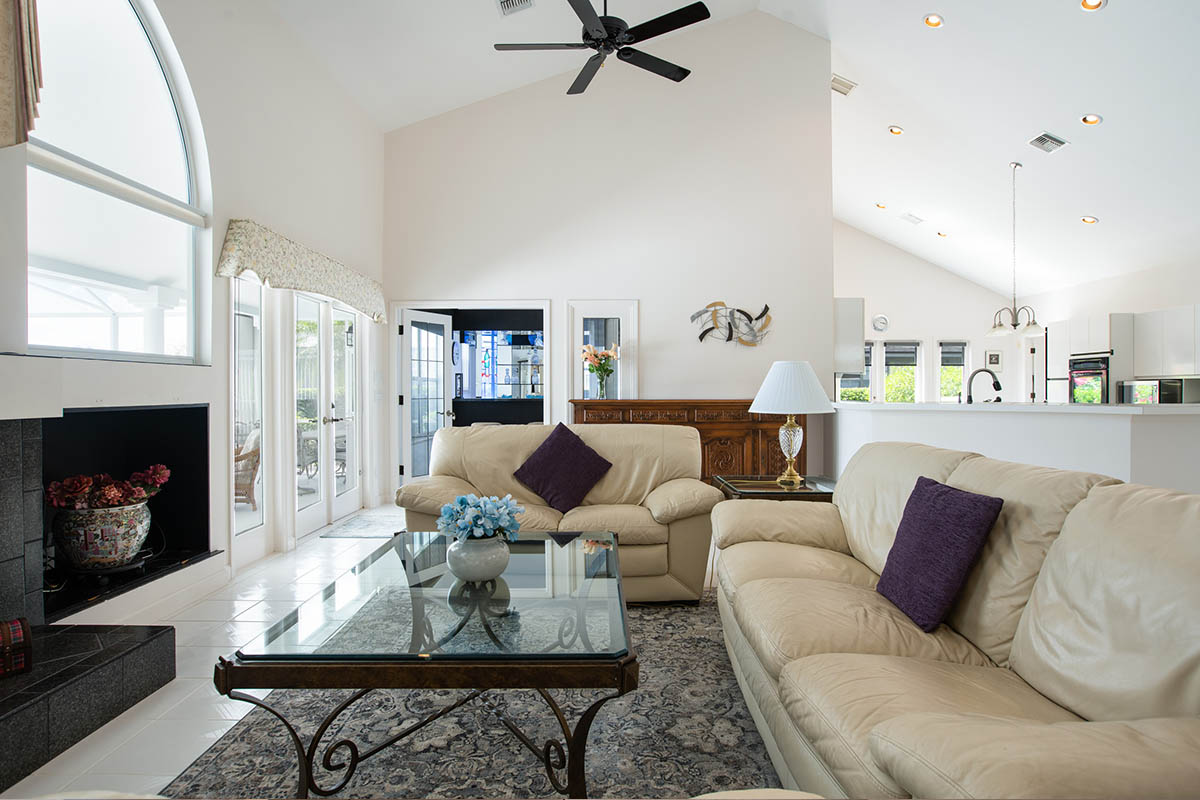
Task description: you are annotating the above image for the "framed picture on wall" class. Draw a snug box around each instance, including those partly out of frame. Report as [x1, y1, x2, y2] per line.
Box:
[985, 350, 1003, 373]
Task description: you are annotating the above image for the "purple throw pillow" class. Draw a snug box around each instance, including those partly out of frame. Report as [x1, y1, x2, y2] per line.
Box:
[876, 476, 1003, 633]
[513, 424, 612, 514]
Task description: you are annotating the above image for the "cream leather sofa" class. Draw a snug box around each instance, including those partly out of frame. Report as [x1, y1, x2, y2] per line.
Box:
[714, 441, 1200, 799]
[396, 423, 724, 602]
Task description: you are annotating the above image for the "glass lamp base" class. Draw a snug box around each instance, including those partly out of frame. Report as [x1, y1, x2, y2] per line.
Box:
[776, 415, 805, 488]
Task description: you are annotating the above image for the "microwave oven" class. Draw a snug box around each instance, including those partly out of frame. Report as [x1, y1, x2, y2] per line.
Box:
[1118, 379, 1183, 404]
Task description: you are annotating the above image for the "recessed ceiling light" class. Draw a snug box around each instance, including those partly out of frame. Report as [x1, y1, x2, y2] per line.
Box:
[1081, 114, 1103, 125]
[1080, 0, 1107, 10]
[888, 125, 904, 135]
[937, 232, 948, 238]
[1081, 216, 1099, 224]
[875, 203, 887, 209]
[924, 13, 944, 28]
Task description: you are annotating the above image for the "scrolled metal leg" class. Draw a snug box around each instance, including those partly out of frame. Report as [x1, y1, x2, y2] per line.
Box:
[227, 690, 312, 799]
[564, 692, 619, 799]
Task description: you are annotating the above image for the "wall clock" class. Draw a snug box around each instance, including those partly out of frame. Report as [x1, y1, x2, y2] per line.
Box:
[871, 314, 890, 333]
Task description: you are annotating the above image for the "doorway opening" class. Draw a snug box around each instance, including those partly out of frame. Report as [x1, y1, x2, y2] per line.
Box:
[394, 303, 549, 488]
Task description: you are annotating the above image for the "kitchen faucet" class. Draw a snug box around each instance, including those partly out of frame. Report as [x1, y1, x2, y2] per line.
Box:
[967, 368, 1003, 404]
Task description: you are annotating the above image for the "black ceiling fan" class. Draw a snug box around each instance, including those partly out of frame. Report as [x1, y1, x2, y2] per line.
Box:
[494, 0, 711, 95]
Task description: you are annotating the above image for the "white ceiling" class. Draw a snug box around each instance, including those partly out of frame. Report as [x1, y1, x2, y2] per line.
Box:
[273, 0, 1200, 298]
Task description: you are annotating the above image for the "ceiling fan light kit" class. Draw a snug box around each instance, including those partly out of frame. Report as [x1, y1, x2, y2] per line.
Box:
[494, 0, 711, 94]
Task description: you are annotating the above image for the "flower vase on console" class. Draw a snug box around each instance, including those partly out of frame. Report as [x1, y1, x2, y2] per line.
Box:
[581, 343, 617, 400]
[437, 493, 524, 583]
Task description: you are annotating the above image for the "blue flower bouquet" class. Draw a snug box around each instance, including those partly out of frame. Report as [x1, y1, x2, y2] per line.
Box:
[437, 494, 525, 543]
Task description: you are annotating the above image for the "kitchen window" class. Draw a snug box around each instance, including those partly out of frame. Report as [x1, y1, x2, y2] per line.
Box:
[25, 0, 205, 361]
[836, 343, 873, 402]
[939, 341, 968, 403]
[883, 342, 921, 403]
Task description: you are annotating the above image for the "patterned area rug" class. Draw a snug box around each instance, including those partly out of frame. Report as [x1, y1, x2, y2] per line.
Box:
[162, 594, 780, 798]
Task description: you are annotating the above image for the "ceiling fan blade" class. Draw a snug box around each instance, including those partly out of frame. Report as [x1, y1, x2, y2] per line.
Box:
[625, 2, 711, 44]
[495, 42, 590, 50]
[567, 0, 607, 39]
[617, 47, 690, 82]
[567, 52, 606, 95]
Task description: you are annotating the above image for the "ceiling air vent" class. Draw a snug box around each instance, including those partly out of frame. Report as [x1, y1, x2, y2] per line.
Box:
[1028, 131, 1069, 153]
[831, 73, 857, 96]
[497, 0, 534, 16]
[900, 212, 924, 225]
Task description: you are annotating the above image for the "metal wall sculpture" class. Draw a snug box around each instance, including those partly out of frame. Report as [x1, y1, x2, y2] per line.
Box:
[691, 301, 772, 346]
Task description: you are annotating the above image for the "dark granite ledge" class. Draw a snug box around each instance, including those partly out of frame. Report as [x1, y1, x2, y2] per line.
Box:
[0, 624, 175, 791]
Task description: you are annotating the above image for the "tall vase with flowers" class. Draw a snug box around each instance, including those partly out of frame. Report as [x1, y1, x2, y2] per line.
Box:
[581, 343, 618, 399]
[437, 493, 524, 583]
[47, 465, 171, 569]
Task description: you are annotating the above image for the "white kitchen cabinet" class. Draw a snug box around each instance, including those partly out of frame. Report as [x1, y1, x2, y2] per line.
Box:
[1134, 310, 1164, 377]
[1069, 313, 1125, 355]
[1069, 316, 1090, 355]
[833, 297, 866, 373]
[1162, 305, 1196, 376]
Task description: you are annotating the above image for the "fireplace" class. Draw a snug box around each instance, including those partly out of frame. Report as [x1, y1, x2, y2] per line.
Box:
[40, 404, 220, 621]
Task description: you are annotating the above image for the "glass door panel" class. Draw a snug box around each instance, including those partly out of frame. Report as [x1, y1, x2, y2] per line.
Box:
[333, 308, 358, 502]
[234, 278, 265, 533]
[295, 296, 323, 512]
[401, 310, 453, 482]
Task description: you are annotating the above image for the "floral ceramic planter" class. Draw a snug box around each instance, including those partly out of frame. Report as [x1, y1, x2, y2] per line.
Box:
[52, 502, 151, 569]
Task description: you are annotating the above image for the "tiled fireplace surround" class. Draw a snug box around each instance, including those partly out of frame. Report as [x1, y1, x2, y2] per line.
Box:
[0, 419, 46, 626]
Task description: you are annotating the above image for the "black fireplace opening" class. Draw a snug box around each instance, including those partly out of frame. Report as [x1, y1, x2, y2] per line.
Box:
[41, 404, 220, 621]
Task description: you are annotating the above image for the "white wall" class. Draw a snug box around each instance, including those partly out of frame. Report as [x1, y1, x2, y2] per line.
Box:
[0, 0, 385, 618]
[833, 220, 1024, 403]
[384, 11, 833, 467]
[1021, 257, 1200, 322]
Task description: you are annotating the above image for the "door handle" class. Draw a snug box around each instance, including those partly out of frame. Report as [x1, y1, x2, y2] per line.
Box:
[322, 416, 347, 424]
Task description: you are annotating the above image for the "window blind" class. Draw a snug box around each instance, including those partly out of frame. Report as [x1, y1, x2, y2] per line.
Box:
[939, 341, 967, 367]
[884, 341, 920, 367]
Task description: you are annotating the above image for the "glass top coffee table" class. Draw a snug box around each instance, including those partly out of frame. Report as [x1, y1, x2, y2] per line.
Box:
[214, 531, 637, 799]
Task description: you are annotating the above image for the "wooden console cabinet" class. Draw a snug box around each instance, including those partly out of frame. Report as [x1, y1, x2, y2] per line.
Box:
[569, 399, 805, 481]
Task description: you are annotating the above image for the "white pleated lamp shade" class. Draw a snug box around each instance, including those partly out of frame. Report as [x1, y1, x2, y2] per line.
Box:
[749, 361, 835, 415]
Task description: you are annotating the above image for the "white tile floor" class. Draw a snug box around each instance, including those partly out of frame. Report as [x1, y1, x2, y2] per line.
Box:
[3, 512, 394, 798]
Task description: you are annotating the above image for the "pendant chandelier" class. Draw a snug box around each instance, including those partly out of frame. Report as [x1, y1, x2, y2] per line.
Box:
[987, 161, 1043, 339]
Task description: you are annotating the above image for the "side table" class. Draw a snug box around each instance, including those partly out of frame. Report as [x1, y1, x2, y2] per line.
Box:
[713, 474, 836, 502]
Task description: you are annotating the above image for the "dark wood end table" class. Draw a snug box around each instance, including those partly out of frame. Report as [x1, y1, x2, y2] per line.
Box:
[713, 474, 836, 502]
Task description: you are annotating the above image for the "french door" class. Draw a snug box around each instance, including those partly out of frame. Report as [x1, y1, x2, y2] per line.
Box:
[295, 294, 362, 536]
[398, 310, 454, 484]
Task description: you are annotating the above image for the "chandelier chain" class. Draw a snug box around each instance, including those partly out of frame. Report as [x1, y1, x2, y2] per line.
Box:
[1011, 161, 1018, 307]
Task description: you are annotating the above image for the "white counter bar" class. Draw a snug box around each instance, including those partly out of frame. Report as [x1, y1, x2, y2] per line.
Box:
[828, 402, 1200, 494]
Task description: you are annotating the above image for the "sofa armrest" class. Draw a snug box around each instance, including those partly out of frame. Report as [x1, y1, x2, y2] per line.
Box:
[643, 478, 725, 524]
[395, 475, 480, 516]
[711, 499, 849, 553]
[869, 713, 1200, 800]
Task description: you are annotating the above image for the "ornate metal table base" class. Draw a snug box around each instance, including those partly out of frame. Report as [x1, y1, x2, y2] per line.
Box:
[228, 685, 620, 799]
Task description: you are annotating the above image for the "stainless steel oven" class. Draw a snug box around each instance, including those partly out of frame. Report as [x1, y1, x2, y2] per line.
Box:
[1068, 357, 1108, 404]
[1119, 379, 1183, 404]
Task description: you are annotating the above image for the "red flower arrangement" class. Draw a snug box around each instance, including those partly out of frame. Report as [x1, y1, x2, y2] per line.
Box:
[46, 465, 170, 509]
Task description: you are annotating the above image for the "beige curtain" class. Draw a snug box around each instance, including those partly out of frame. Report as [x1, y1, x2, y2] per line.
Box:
[0, 0, 41, 148]
[217, 219, 387, 322]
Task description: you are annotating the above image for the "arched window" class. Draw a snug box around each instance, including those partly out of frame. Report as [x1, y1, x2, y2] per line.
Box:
[26, 0, 205, 360]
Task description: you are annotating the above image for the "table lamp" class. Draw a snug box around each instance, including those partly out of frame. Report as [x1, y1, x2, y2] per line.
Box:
[749, 361, 835, 488]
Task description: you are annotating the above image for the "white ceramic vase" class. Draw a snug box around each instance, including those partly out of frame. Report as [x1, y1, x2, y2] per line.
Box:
[446, 535, 511, 583]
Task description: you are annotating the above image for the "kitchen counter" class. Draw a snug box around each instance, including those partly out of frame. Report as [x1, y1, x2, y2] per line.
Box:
[833, 402, 1200, 415]
[829, 402, 1200, 494]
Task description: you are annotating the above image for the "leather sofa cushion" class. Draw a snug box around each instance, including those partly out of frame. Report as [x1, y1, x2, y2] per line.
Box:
[779, 655, 1079, 799]
[1011, 482, 1200, 721]
[731, 578, 991, 680]
[561, 504, 669, 545]
[515, 503, 564, 532]
[717, 542, 878, 602]
[395, 475, 480, 516]
[427, 424, 701, 507]
[944, 456, 1118, 667]
[833, 442, 977, 574]
[712, 499, 849, 554]
[620, 543, 667, 577]
[643, 478, 724, 524]
[870, 713, 1200, 800]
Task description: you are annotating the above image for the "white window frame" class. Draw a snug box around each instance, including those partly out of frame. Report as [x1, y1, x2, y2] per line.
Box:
[566, 299, 639, 402]
[24, 0, 209, 365]
[882, 340, 922, 404]
[835, 341, 873, 403]
[937, 340, 970, 404]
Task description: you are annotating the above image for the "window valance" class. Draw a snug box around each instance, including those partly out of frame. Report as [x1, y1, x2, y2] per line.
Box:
[217, 219, 386, 322]
[0, 0, 42, 147]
